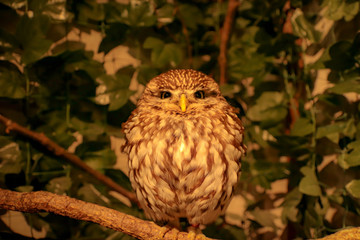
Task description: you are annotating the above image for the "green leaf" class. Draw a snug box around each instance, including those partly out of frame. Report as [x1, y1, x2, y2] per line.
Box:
[99, 23, 129, 54]
[343, 2, 360, 21]
[126, 2, 157, 27]
[178, 4, 203, 29]
[304, 208, 323, 231]
[71, 118, 105, 139]
[143, 37, 164, 49]
[322, 0, 360, 21]
[155, 43, 183, 67]
[229, 49, 268, 80]
[247, 92, 288, 127]
[137, 64, 159, 85]
[157, 3, 175, 24]
[75, 0, 105, 24]
[36, 111, 76, 149]
[252, 161, 289, 183]
[346, 179, 360, 198]
[31, 0, 69, 21]
[94, 73, 134, 111]
[36, 154, 67, 182]
[282, 187, 302, 222]
[220, 84, 241, 97]
[342, 140, 360, 168]
[15, 14, 52, 64]
[0, 137, 23, 175]
[316, 119, 356, 143]
[329, 80, 360, 94]
[104, 169, 132, 192]
[77, 143, 117, 170]
[51, 41, 86, 55]
[316, 122, 344, 139]
[16, 185, 34, 192]
[290, 118, 314, 137]
[322, 0, 343, 21]
[0, 61, 26, 99]
[325, 41, 355, 70]
[78, 183, 108, 204]
[144, 37, 183, 67]
[108, 89, 134, 111]
[0, 0, 27, 9]
[64, 55, 104, 79]
[247, 125, 269, 148]
[203, 219, 246, 240]
[0, 28, 19, 50]
[250, 208, 278, 230]
[269, 135, 310, 157]
[291, 8, 321, 42]
[46, 176, 72, 195]
[299, 166, 321, 196]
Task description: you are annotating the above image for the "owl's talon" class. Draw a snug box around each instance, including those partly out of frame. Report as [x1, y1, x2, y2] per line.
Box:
[187, 231, 196, 240]
[187, 224, 207, 240]
[187, 231, 207, 240]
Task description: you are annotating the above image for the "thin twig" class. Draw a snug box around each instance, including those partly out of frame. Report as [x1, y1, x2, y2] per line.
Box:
[282, 2, 305, 239]
[0, 188, 214, 240]
[218, 0, 240, 85]
[0, 114, 138, 205]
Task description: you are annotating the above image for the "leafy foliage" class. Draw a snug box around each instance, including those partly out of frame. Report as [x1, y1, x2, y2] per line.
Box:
[0, 0, 360, 239]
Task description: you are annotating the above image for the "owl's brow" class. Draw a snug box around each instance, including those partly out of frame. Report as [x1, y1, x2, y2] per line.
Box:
[205, 90, 220, 97]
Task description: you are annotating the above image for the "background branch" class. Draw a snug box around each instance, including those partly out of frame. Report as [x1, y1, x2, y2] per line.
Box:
[218, 0, 240, 85]
[0, 188, 213, 240]
[0, 114, 138, 205]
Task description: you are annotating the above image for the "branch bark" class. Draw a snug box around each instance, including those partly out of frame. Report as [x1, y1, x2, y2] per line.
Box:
[218, 0, 240, 85]
[0, 114, 138, 205]
[0, 188, 214, 240]
[318, 228, 360, 240]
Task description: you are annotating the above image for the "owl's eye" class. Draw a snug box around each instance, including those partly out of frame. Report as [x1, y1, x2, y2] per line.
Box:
[194, 90, 205, 99]
[160, 91, 172, 99]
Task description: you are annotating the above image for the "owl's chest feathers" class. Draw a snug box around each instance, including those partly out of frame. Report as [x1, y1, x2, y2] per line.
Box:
[142, 115, 216, 169]
[129, 112, 242, 193]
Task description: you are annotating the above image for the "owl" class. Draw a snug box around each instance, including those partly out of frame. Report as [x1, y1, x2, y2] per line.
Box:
[122, 69, 246, 229]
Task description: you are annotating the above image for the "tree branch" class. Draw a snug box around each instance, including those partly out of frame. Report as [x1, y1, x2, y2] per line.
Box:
[318, 227, 360, 240]
[0, 188, 214, 240]
[218, 0, 240, 85]
[0, 114, 138, 205]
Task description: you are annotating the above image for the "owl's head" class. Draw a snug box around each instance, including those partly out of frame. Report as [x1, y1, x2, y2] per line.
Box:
[137, 69, 227, 115]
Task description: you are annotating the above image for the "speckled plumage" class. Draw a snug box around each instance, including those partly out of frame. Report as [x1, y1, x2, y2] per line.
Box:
[122, 69, 246, 227]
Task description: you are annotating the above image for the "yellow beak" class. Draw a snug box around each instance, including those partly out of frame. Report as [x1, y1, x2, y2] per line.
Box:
[180, 94, 187, 112]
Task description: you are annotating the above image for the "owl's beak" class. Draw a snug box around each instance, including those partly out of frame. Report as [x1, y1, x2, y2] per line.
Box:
[180, 94, 187, 112]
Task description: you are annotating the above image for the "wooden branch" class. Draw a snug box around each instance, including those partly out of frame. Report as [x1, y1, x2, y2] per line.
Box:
[318, 228, 360, 240]
[0, 114, 138, 205]
[218, 0, 240, 85]
[0, 188, 214, 240]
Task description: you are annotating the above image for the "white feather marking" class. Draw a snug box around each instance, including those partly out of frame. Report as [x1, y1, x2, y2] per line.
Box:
[130, 155, 138, 169]
[179, 141, 185, 153]
[137, 142, 147, 162]
[159, 184, 175, 200]
[129, 126, 142, 142]
[173, 138, 185, 170]
[144, 155, 151, 168]
[210, 145, 221, 167]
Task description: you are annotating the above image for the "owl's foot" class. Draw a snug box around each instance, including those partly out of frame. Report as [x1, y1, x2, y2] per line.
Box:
[187, 231, 207, 240]
[187, 224, 207, 240]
